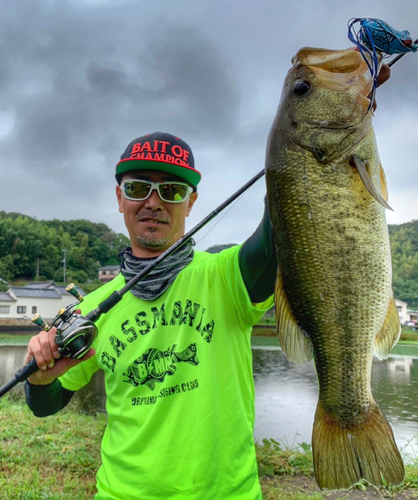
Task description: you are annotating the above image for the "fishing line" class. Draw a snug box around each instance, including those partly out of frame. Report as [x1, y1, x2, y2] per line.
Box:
[193, 184, 257, 246]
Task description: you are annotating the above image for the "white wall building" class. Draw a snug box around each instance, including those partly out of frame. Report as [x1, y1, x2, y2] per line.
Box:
[0, 281, 85, 321]
[395, 299, 408, 325]
[395, 298, 418, 326]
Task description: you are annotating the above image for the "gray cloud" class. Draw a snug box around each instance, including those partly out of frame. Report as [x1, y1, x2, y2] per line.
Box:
[0, 0, 416, 250]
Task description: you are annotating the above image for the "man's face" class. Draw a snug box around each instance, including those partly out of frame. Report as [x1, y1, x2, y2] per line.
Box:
[116, 170, 198, 257]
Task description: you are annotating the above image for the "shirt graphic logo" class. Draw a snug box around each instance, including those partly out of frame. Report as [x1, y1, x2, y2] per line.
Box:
[123, 343, 199, 390]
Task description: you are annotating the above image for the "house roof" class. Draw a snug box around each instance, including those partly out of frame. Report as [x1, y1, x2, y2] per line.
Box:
[99, 265, 120, 271]
[9, 287, 62, 299]
[21, 281, 85, 296]
[25, 281, 55, 289]
[0, 292, 15, 302]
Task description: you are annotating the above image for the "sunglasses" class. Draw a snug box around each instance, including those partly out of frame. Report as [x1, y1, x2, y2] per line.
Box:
[121, 179, 193, 204]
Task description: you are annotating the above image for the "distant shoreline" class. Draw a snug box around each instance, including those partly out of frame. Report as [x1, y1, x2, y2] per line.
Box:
[2, 331, 418, 357]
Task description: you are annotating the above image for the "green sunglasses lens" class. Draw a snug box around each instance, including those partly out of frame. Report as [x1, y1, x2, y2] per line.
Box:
[124, 181, 151, 200]
[158, 183, 190, 202]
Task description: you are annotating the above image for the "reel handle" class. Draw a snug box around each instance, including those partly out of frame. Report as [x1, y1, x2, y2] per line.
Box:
[66, 283, 84, 302]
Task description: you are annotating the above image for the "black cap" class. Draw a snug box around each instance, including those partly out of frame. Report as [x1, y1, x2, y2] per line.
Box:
[116, 131, 202, 186]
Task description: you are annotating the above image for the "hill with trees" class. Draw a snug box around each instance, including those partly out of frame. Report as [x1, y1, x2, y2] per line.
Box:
[0, 212, 417, 308]
[0, 212, 129, 288]
[389, 220, 418, 309]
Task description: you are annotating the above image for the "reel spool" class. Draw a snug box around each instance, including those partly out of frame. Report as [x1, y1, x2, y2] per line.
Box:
[32, 283, 98, 359]
[53, 311, 98, 359]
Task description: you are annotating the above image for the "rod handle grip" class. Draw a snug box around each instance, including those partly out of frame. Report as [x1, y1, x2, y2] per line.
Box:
[14, 357, 39, 382]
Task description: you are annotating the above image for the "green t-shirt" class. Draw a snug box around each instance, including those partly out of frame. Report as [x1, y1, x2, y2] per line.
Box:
[59, 245, 273, 500]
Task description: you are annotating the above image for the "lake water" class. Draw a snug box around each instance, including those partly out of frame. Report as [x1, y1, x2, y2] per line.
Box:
[2, 344, 418, 456]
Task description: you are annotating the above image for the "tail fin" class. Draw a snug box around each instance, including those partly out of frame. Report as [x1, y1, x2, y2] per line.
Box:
[312, 399, 405, 490]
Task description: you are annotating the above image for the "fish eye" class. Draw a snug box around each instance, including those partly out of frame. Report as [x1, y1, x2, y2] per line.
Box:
[293, 80, 311, 96]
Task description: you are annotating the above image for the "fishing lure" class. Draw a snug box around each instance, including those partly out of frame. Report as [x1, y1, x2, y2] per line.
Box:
[347, 18, 417, 111]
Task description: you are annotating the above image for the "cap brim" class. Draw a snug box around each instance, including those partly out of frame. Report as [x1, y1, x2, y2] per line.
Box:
[116, 159, 201, 187]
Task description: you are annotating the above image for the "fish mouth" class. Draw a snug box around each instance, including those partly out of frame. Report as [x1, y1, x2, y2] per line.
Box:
[293, 47, 373, 97]
[298, 120, 358, 131]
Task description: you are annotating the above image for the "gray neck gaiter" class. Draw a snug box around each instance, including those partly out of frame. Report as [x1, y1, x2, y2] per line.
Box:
[118, 240, 194, 301]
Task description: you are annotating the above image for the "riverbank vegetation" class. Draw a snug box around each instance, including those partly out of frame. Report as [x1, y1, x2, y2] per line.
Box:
[1, 389, 418, 499]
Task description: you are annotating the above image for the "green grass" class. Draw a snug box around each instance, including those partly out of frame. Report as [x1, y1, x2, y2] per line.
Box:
[0, 334, 33, 345]
[0, 389, 105, 499]
[251, 335, 280, 347]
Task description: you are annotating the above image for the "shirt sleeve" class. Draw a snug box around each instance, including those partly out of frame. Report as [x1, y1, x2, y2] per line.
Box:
[25, 379, 75, 417]
[238, 196, 277, 302]
[58, 354, 100, 391]
[215, 245, 274, 329]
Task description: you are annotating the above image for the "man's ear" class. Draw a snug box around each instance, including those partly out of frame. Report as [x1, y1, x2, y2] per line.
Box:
[116, 185, 124, 213]
[186, 192, 198, 217]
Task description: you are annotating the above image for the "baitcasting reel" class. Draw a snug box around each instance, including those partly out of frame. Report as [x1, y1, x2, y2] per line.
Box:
[32, 283, 98, 359]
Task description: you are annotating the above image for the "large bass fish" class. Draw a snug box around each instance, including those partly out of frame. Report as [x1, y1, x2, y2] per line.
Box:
[265, 47, 404, 490]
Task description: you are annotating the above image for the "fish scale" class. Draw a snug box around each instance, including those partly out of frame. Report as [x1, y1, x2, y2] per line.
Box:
[266, 47, 404, 490]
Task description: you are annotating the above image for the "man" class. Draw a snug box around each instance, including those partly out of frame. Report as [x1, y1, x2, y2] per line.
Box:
[25, 131, 277, 500]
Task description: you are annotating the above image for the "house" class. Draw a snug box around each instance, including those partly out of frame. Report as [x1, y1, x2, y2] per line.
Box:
[395, 298, 418, 326]
[395, 299, 408, 325]
[98, 265, 120, 283]
[0, 281, 85, 321]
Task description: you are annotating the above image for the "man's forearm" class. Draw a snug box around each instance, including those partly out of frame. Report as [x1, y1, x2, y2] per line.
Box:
[25, 379, 75, 417]
[239, 197, 277, 302]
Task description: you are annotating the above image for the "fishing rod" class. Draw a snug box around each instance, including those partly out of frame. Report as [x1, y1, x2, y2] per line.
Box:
[0, 168, 265, 399]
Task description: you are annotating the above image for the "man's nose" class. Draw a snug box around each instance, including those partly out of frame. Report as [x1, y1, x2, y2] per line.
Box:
[144, 188, 163, 210]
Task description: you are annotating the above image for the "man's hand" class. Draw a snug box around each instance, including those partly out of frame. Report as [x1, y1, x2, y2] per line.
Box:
[25, 327, 95, 386]
[373, 64, 391, 111]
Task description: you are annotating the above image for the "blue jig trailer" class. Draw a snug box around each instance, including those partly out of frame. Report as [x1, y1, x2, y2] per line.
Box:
[347, 18, 417, 111]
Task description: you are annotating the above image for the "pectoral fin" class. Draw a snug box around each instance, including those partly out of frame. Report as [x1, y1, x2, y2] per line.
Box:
[350, 155, 393, 211]
[275, 269, 314, 363]
[374, 295, 401, 360]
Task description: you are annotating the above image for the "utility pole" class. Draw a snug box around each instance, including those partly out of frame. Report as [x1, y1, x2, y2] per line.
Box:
[62, 249, 68, 284]
[36, 258, 39, 281]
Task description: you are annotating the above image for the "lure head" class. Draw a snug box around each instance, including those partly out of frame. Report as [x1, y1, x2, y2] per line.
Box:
[355, 18, 417, 54]
[399, 32, 417, 52]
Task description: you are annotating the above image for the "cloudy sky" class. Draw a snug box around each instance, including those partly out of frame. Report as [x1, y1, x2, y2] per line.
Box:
[0, 1, 417, 251]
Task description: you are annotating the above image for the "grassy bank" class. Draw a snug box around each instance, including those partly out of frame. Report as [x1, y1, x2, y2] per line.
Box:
[1, 391, 418, 499]
[0, 389, 105, 499]
[0, 334, 33, 345]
